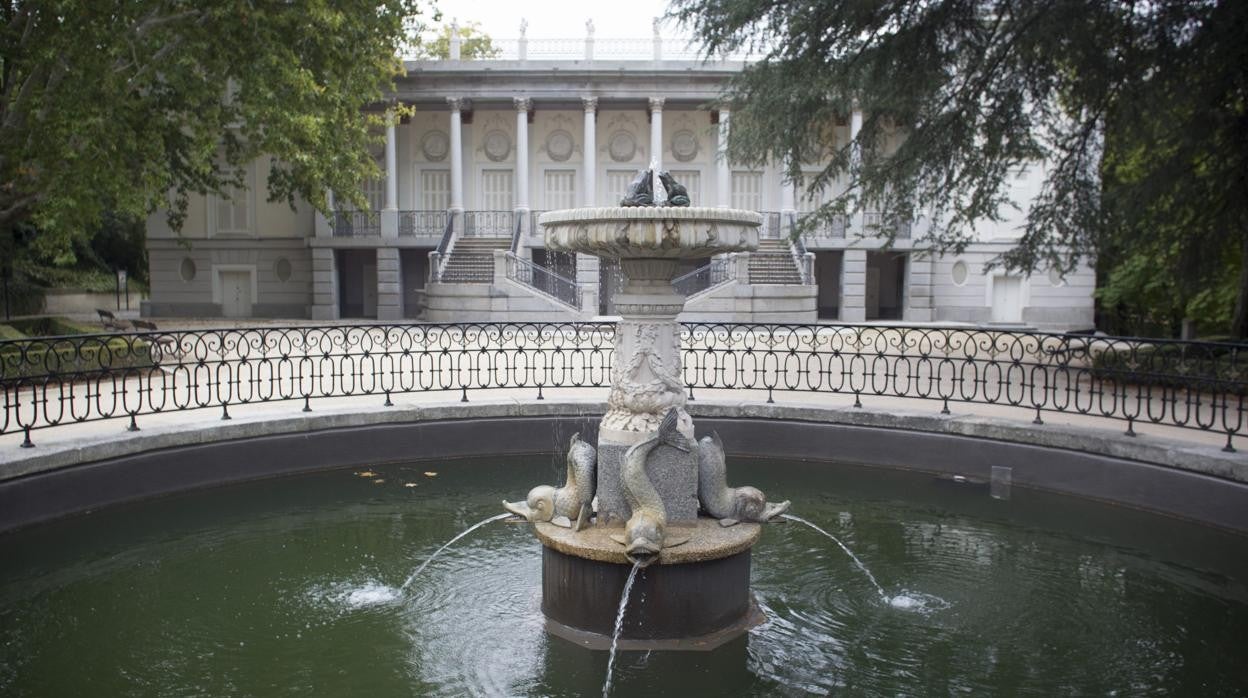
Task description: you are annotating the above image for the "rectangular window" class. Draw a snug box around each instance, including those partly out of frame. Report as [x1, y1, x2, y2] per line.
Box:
[480, 169, 514, 210]
[419, 169, 450, 210]
[214, 165, 254, 235]
[668, 170, 701, 204]
[544, 170, 576, 210]
[730, 171, 763, 211]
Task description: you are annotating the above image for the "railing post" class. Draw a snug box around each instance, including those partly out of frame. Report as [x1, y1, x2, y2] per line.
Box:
[493, 249, 509, 283]
[449, 19, 462, 60]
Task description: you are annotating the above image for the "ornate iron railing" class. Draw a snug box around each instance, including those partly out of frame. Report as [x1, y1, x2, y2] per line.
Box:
[1, 323, 1244, 451]
[400, 210, 448, 237]
[463, 210, 515, 238]
[504, 254, 583, 309]
[332, 211, 381, 237]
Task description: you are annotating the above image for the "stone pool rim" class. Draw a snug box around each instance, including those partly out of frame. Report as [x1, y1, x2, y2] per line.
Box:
[0, 398, 1244, 535]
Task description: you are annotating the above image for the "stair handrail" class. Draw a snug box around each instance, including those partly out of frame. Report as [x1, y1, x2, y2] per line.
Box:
[430, 211, 456, 282]
[786, 212, 815, 285]
[503, 251, 584, 310]
[509, 211, 523, 253]
[673, 255, 733, 297]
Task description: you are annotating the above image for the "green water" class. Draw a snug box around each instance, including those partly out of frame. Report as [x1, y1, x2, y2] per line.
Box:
[2, 455, 1247, 697]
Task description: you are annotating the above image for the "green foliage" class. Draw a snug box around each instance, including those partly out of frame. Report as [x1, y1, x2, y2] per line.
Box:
[671, 0, 1248, 336]
[416, 21, 500, 60]
[0, 0, 430, 264]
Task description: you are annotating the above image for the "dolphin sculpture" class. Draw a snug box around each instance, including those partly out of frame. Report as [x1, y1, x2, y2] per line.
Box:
[610, 408, 691, 567]
[696, 431, 790, 526]
[503, 432, 596, 530]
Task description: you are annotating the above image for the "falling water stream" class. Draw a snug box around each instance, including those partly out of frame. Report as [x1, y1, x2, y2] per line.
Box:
[399, 512, 513, 593]
[781, 513, 890, 602]
[602, 562, 642, 698]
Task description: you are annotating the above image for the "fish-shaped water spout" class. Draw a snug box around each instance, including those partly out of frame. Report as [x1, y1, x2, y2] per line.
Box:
[503, 432, 597, 530]
[610, 408, 691, 567]
[697, 431, 790, 526]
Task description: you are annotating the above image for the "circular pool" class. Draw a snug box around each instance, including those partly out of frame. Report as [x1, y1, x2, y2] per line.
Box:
[2, 454, 1246, 696]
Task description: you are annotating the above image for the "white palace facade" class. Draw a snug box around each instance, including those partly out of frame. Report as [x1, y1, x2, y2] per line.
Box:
[144, 35, 1096, 329]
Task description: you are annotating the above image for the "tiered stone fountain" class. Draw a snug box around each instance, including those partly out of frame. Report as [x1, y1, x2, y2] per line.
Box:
[504, 171, 789, 649]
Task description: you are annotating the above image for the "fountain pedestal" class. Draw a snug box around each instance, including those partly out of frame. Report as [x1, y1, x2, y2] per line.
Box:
[522, 205, 768, 648]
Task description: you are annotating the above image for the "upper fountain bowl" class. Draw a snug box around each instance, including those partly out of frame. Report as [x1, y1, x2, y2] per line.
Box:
[539, 207, 761, 260]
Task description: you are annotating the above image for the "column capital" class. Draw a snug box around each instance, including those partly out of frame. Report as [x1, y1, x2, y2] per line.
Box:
[447, 96, 464, 113]
[582, 96, 598, 113]
[514, 97, 532, 113]
[648, 97, 665, 111]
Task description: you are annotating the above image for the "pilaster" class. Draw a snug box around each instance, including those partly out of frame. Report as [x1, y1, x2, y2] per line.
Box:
[841, 248, 867, 322]
[376, 248, 402, 321]
[310, 248, 338, 320]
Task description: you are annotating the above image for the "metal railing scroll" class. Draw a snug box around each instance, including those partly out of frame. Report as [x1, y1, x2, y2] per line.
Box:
[1, 323, 1243, 452]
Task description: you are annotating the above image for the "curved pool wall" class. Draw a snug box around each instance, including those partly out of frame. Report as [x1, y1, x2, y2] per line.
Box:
[0, 399, 1246, 535]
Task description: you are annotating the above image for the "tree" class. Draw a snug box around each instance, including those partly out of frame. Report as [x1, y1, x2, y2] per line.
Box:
[416, 21, 500, 60]
[670, 0, 1248, 337]
[0, 1, 429, 267]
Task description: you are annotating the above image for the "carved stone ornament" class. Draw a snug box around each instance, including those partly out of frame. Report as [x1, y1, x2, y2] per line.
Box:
[671, 129, 699, 162]
[421, 130, 449, 162]
[483, 130, 512, 162]
[603, 324, 688, 433]
[609, 130, 637, 162]
[547, 129, 575, 161]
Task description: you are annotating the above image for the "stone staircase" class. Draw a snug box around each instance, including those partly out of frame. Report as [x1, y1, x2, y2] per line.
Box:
[748, 240, 803, 284]
[440, 237, 510, 282]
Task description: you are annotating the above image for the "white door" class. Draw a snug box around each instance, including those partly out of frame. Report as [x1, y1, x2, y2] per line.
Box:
[362, 263, 378, 318]
[220, 271, 253, 318]
[544, 170, 576, 210]
[991, 275, 1023, 323]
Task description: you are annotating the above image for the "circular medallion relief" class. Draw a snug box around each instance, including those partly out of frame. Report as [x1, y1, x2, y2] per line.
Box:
[421, 131, 449, 162]
[951, 260, 969, 286]
[483, 130, 511, 162]
[608, 131, 637, 162]
[1048, 267, 1065, 287]
[274, 257, 293, 283]
[671, 129, 699, 162]
[179, 258, 196, 283]
[546, 130, 575, 162]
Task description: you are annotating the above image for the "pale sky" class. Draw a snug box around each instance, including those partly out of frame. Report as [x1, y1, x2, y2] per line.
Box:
[430, 0, 688, 39]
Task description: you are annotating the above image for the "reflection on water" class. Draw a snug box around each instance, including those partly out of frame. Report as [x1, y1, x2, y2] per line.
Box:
[1, 456, 1247, 696]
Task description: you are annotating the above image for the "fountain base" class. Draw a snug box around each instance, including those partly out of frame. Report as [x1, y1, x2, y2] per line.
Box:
[536, 520, 763, 649]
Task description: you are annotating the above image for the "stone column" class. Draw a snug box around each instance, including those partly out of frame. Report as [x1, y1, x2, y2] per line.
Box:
[582, 96, 597, 206]
[310, 248, 339, 320]
[515, 98, 531, 213]
[649, 97, 664, 170]
[841, 248, 867, 321]
[515, 97, 531, 250]
[716, 109, 731, 208]
[448, 97, 465, 233]
[381, 109, 399, 237]
[376, 247, 402, 320]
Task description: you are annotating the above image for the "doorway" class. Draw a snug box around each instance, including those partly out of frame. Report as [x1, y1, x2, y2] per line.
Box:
[219, 270, 253, 318]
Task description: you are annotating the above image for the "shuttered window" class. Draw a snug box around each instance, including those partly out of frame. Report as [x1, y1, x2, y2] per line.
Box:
[214, 164, 254, 234]
[419, 169, 450, 211]
[730, 171, 763, 211]
[544, 170, 576, 210]
[480, 169, 514, 210]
